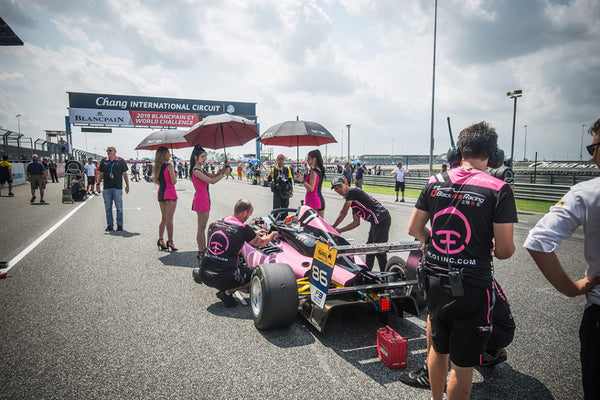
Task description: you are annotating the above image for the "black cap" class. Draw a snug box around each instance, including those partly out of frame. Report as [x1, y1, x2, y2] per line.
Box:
[330, 176, 346, 189]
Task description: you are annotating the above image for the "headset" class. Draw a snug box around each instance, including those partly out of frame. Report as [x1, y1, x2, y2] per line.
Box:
[446, 117, 512, 182]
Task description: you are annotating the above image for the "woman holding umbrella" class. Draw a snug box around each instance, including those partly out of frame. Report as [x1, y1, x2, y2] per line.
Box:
[190, 145, 231, 259]
[153, 146, 178, 251]
[296, 149, 326, 218]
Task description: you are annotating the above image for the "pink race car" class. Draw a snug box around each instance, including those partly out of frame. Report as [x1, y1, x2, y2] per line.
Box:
[242, 205, 425, 331]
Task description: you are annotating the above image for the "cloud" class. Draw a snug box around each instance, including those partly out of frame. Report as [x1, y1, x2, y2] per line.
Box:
[440, 0, 595, 65]
[0, 0, 597, 161]
[0, 0, 38, 28]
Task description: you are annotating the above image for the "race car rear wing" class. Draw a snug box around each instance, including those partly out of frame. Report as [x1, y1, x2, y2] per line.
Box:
[333, 241, 423, 256]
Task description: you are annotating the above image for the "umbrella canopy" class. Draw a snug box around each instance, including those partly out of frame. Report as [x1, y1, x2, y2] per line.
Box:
[258, 120, 337, 165]
[351, 159, 364, 165]
[258, 120, 337, 147]
[241, 157, 260, 163]
[135, 129, 190, 151]
[184, 114, 259, 159]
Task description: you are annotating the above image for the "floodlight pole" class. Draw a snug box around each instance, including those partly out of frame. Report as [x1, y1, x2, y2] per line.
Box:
[341, 130, 344, 161]
[428, 0, 438, 176]
[507, 90, 523, 168]
[523, 125, 527, 161]
[580, 124, 586, 161]
[16, 114, 22, 135]
[346, 124, 351, 160]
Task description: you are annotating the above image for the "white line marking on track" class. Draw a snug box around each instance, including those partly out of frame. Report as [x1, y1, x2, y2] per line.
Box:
[5, 198, 90, 272]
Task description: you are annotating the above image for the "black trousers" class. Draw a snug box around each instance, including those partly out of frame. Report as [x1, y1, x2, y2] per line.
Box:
[580, 304, 600, 400]
[49, 169, 58, 182]
[272, 193, 289, 220]
[72, 190, 86, 201]
[365, 213, 391, 271]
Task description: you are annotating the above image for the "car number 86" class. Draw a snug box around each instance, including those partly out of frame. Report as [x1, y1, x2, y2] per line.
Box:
[311, 264, 329, 287]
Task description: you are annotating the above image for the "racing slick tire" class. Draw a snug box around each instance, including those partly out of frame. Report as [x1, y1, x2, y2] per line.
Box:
[385, 256, 426, 310]
[250, 263, 298, 330]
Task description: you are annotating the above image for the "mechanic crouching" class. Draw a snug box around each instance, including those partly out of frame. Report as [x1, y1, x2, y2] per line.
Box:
[407, 121, 517, 400]
[196, 199, 278, 307]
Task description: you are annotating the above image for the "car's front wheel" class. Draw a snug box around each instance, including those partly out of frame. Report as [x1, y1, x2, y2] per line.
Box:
[250, 263, 298, 330]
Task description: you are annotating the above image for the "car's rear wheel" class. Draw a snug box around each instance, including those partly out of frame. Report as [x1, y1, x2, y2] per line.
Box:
[385, 256, 411, 297]
[385, 256, 425, 309]
[250, 263, 298, 330]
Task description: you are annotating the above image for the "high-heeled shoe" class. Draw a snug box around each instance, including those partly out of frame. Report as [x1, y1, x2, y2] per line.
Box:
[167, 240, 178, 251]
[157, 239, 168, 250]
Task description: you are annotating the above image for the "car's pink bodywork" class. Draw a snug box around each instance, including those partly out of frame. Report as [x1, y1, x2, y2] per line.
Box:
[240, 206, 365, 286]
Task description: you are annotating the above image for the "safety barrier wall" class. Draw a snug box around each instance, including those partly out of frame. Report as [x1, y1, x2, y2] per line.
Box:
[326, 173, 576, 203]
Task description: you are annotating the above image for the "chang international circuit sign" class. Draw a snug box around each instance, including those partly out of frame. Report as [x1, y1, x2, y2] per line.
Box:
[68, 92, 256, 128]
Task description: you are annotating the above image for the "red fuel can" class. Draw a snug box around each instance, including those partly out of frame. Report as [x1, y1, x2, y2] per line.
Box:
[377, 326, 407, 369]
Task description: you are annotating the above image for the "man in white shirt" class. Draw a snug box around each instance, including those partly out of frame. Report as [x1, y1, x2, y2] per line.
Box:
[391, 161, 410, 202]
[83, 158, 97, 194]
[524, 119, 600, 400]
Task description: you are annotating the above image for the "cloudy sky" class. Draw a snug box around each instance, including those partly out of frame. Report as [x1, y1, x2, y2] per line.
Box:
[1, 0, 598, 162]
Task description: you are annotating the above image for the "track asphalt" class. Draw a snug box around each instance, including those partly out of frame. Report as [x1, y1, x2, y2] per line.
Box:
[0, 176, 587, 399]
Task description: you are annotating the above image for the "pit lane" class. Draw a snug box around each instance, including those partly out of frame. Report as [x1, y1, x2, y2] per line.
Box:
[0, 177, 585, 399]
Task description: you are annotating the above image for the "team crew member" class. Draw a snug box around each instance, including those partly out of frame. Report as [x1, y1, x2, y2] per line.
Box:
[524, 119, 600, 400]
[84, 157, 97, 194]
[330, 176, 391, 271]
[197, 199, 278, 307]
[0, 155, 14, 197]
[391, 161, 410, 202]
[408, 121, 517, 400]
[268, 154, 293, 220]
[401, 278, 516, 388]
[71, 174, 87, 201]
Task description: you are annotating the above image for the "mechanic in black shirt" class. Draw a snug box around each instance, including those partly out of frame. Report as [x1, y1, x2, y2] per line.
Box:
[330, 176, 391, 271]
[408, 121, 517, 400]
[198, 199, 279, 307]
[71, 174, 87, 201]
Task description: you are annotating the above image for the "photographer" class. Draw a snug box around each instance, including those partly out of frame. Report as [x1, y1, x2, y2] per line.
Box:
[268, 154, 293, 220]
[407, 121, 517, 400]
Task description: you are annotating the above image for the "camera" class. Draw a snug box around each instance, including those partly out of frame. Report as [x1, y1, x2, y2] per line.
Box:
[486, 165, 514, 183]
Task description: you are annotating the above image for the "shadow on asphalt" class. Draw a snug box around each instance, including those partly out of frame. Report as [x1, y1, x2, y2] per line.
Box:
[472, 363, 554, 399]
[308, 305, 429, 385]
[106, 230, 141, 238]
[158, 251, 197, 268]
[257, 319, 316, 348]
[206, 302, 253, 322]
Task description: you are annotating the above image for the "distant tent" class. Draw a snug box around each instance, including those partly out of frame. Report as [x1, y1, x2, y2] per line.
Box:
[0, 17, 24, 46]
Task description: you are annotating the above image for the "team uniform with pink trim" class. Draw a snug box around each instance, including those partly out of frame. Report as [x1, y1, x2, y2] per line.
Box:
[414, 168, 517, 367]
[200, 216, 257, 290]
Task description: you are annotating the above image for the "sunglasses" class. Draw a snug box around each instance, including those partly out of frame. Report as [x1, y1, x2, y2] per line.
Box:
[586, 142, 600, 156]
[106, 149, 114, 153]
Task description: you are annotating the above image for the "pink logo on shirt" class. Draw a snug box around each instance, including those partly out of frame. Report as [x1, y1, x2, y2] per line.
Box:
[208, 231, 230, 255]
[431, 207, 471, 254]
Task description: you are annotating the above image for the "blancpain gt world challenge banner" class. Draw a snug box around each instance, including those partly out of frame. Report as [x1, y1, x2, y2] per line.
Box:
[68, 92, 256, 129]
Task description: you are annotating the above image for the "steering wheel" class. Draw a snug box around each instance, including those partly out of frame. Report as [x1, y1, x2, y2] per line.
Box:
[267, 208, 298, 226]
